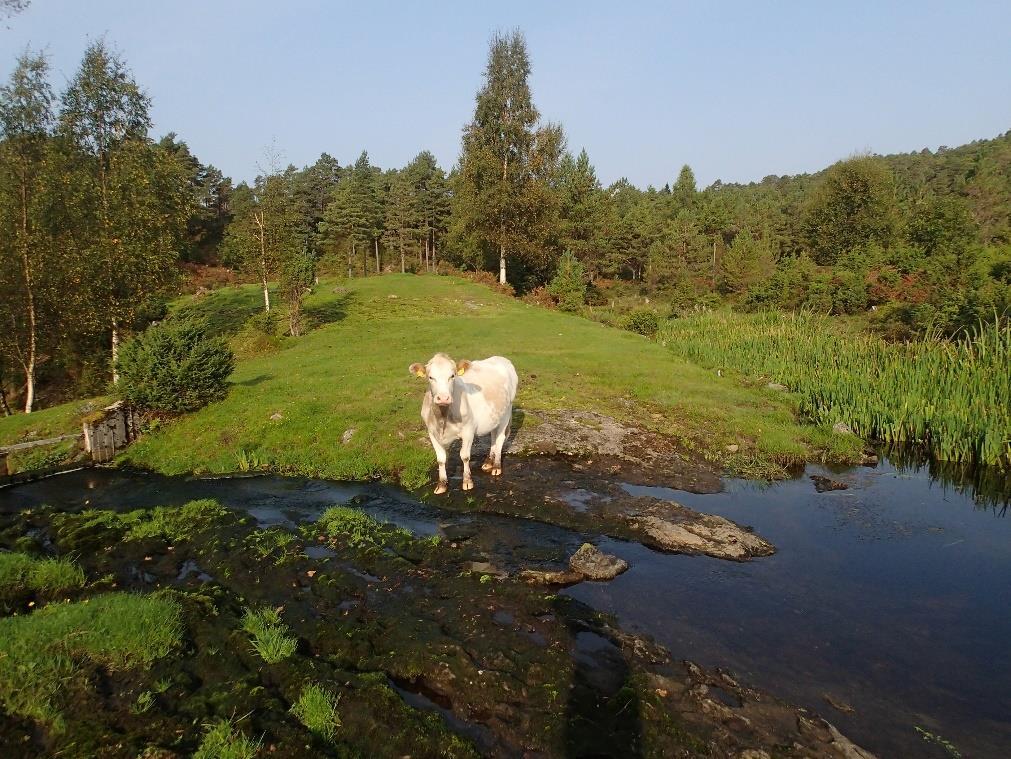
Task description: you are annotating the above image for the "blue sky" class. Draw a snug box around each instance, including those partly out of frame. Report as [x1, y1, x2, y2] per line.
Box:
[4, 1, 1010, 188]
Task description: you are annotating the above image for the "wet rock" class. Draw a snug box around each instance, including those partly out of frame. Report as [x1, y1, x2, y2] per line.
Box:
[859, 451, 879, 466]
[633, 514, 775, 560]
[518, 568, 583, 586]
[823, 693, 856, 714]
[568, 542, 629, 581]
[833, 421, 854, 436]
[811, 475, 849, 493]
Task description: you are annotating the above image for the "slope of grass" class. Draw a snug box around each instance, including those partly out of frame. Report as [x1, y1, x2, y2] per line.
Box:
[0, 396, 111, 449]
[118, 274, 859, 484]
[0, 552, 86, 600]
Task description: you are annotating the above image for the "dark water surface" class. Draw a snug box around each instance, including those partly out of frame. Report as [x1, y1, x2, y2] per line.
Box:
[2, 460, 1009, 758]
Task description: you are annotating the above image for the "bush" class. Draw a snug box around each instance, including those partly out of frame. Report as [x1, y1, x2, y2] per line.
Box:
[621, 309, 661, 337]
[547, 251, 587, 312]
[117, 319, 234, 413]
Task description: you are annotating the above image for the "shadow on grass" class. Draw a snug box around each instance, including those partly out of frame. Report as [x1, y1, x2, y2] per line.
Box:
[235, 374, 271, 387]
[174, 287, 266, 338]
[304, 290, 354, 330]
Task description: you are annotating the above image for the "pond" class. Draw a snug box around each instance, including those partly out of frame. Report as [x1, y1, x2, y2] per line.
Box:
[1, 457, 1009, 758]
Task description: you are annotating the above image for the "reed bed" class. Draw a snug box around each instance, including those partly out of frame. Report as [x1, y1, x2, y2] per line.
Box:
[658, 312, 1011, 469]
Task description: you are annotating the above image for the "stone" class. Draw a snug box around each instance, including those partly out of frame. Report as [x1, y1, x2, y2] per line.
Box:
[518, 568, 583, 586]
[832, 422, 854, 436]
[341, 428, 355, 444]
[269, 411, 283, 421]
[810, 475, 849, 493]
[568, 542, 629, 581]
[634, 514, 775, 561]
[725, 444, 740, 453]
[766, 382, 788, 392]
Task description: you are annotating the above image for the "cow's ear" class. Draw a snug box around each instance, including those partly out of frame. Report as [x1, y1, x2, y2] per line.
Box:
[456, 360, 471, 376]
[409, 363, 426, 378]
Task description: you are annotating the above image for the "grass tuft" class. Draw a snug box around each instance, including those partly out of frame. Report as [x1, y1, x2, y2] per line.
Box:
[193, 717, 262, 759]
[0, 592, 182, 728]
[290, 681, 341, 743]
[0, 552, 86, 600]
[241, 606, 298, 664]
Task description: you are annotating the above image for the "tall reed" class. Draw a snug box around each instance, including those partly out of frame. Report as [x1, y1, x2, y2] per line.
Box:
[658, 312, 1011, 469]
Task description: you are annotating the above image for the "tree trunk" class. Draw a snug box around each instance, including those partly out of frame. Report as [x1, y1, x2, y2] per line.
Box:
[111, 319, 120, 385]
[431, 231, 437, 272]
[0, 383, 11, 417]
[17, 163, 37, 413]
[348, 240, 354, 278]
[375, 238, 380, 274]
[400, 237, 405, 274]
[261, 273, 271, 312]
[255, 211, 270, 311]
[499, 244, 507, 285]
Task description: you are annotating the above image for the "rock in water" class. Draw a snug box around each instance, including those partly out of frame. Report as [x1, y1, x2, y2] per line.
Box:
[568, 543, 629, 580]
[634, 514, 775, 560]
[811, 475, 849, 492]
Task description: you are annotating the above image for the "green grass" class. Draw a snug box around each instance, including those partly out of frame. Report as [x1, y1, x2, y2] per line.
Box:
[114, 274, 861, 483]
[0, 552, 86, 600]
[0, 592, 182, 728]
[194, 717, 262, 759]
[51, 498, 232, 545]
[659, 311, 1011, 469]
[241, 606, 298, 664]
[290, 682, 341, 743]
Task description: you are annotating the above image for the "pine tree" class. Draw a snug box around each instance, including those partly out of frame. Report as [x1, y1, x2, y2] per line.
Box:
[719, 229, 777, 294]
[319, 151, 378, 277]
[558, 148, 606, 277]
[382, 171, 420, 274]
[673, 164, 697, 211]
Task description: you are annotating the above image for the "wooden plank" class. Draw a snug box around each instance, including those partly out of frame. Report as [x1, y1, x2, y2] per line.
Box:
[0, 433, 83, 454]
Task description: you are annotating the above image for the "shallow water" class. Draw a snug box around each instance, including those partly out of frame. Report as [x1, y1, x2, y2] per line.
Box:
[568, 462, 1011, 758]
[2, 460, 1009, 757]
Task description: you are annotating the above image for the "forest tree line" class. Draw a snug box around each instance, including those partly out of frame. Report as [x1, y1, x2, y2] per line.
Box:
[2, 31, 1010, 413]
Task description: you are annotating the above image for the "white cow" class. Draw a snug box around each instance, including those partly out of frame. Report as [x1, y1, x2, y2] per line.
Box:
[409, 353, 518, 494]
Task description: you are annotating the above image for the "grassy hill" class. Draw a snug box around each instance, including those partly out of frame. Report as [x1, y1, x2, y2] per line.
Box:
[3, 274, 863, 484]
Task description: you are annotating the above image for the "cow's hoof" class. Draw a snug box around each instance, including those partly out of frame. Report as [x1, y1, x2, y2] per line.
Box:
[481, 460, 494, 472]
[462, 479, 474, 491]
[434, 481, 448, 495]
[491, 467, 502, 477]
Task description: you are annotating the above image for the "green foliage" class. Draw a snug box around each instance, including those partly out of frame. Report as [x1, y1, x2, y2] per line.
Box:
[291, 682, 341, 743]
[318, 506, 408, 548]
[242, 606, 298, 663]
[621, 308, 661, 337]
[0, 552, 85, 600]
[117, 318, 234, 412]
[51, 499, 231, 545]
[719, 229, 777, 294]
[802, 156, 898, 264]
[194, 718, 262, 759]
[659, 311, 1011, 468]
[547, 251, 587, 311]
[0, 592, 182, 728]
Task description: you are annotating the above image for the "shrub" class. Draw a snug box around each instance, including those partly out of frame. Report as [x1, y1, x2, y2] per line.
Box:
[291, 682, 341, 742]
[547, 251, 587, 312]
[621, 309, 661, 337]
[117, 319, 234, 413]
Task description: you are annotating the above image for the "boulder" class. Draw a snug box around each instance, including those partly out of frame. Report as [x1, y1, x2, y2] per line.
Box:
[568, 542, 629, 581]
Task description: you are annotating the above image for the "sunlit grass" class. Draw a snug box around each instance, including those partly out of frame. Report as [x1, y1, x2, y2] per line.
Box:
[0, 552, 85, 600]
[291, 681, 341, 743]
[241, 606, 298, 664]
[193, 717, 262, 759]
[0, 592, 182, 728]
[117, 274, 862, 483]
[659, 311, 1011, 469]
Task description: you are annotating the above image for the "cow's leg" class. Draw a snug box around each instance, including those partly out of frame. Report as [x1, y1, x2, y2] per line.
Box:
[490, 415, 509, 477]
[429, 433, 449, 495]
[460, 428, 475, 491]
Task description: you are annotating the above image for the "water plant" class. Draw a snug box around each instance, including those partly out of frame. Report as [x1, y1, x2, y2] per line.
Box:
[194, 717, 262, 759]
[241, 606, 298, 663]
[0, 592, 182, 728]
[290, 682, 341, 742]
[659, 312, 1011, 469]
[318, 505, 408, 548]
[51, 499, 232, 546]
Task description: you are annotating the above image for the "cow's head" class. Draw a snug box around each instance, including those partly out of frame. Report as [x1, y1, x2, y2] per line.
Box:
[409, 353, 471, 407]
